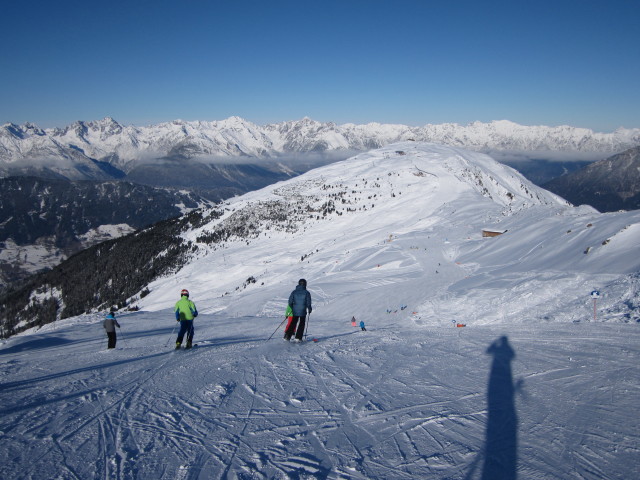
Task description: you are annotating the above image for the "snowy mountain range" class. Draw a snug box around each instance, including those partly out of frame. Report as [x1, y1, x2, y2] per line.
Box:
[1, 142, 639, 479]
[2, 117, 639, 183]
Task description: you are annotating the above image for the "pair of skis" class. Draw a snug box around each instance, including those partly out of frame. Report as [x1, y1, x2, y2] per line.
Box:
[268, 313, 313, 342]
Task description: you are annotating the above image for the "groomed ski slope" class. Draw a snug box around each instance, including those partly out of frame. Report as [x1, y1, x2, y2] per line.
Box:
[1, 142, 639, 479]
[1, 312, 639, 479]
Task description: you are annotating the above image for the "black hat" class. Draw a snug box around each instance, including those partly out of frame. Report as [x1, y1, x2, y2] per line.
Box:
[298, 278, 307, 287]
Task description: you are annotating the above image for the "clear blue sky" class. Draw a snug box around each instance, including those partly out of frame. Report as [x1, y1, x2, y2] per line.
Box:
[1, 0, 639, 131]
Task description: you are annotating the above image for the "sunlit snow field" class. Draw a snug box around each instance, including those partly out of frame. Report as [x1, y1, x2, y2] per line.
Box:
[1, 312, 638, 479]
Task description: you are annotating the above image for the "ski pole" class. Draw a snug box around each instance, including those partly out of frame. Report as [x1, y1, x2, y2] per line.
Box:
[304, 312, 311, 340]
[165, 322, 178, 347]
[267, 316, 288, 341]
[118, 326, 126, 347]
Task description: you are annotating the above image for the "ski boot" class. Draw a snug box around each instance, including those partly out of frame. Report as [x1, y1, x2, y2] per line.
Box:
[186, 341, 192, 349]
[175, 342, 181, 350]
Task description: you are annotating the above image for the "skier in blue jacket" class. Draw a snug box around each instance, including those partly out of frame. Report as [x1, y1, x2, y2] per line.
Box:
[284, 279, 312, 342]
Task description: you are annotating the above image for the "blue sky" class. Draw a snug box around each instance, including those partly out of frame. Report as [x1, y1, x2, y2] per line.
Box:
[1, 0, 639, 131]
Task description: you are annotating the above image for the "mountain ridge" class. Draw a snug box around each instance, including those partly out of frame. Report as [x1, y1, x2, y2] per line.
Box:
[543, 146, 640, 212]
[2, 117, 639, 179]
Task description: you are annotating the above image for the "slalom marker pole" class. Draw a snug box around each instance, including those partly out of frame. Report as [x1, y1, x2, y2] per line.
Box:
[267, 316, 288, 341]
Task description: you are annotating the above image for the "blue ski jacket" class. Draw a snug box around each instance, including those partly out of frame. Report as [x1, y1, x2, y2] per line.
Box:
[288, 285, 312, 317]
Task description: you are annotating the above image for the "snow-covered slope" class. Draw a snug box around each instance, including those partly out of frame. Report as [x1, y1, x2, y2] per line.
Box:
[2, 314, 638, 479]
[1, 143, 639, 479]
[137, 142, 638, 327]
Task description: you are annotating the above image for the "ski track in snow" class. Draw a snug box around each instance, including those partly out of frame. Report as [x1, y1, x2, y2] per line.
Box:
[1, 313, 639, 480]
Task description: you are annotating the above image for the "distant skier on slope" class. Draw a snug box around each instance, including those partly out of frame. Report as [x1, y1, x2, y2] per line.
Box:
[103, 312, 120, 349]
[175, 289, 198, 349]
[284, 279, 312, 342]
[359, 320, 366, 331]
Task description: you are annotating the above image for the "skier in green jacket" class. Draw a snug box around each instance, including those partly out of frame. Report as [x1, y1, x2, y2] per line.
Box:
[174, 289, 198, 349]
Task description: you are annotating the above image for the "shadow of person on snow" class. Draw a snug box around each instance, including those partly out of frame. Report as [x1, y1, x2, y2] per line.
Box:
[480, 335, 519, 480]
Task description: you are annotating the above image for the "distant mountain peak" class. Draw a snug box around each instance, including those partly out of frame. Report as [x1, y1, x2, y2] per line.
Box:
[189, 142, 567, 256]
[543, 146, 640, 211]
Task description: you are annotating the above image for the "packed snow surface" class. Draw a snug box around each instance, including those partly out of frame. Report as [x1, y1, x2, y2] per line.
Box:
[1, 143, 639, 479]
[1, 316, 639, 479]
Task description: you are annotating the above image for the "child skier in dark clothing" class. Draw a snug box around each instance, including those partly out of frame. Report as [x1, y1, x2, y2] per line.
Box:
[284, 279, 312, 342]
[103, 312, 120, 349]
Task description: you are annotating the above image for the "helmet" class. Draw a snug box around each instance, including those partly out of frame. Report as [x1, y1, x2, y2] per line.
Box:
[298, 279, 307, 287]
[181, 289, 189, 297]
